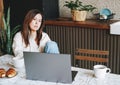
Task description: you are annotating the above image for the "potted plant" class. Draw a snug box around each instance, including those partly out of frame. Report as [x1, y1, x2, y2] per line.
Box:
[0, 7, 21, 55]
[0, 0, 4, 29]
[64, 0, 96, 21]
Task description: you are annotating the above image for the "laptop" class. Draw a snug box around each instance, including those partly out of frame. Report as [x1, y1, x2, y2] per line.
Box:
[23, 52, 77, 84]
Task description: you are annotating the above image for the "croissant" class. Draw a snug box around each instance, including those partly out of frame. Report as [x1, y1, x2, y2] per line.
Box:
[6, 68, 17, 78]
[0, 68, 6, 78]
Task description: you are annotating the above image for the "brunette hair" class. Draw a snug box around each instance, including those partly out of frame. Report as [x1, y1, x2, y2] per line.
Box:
[21, 9, 44, 47]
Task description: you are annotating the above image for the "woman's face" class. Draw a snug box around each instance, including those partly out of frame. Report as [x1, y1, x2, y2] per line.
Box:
[29, 14, 42, 32]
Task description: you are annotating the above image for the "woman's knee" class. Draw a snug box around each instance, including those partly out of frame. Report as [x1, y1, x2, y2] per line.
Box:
[44, 41, 60, 54]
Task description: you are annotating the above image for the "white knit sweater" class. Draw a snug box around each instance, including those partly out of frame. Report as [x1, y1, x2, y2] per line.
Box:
[12, 31, 51, 58]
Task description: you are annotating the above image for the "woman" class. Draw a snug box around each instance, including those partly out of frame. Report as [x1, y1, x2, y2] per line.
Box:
[12, 9, 59, 59]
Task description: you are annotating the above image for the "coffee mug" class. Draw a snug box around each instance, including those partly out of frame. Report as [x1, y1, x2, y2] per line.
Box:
[94, 65, 111, 78]
[13, 57, 24, 69]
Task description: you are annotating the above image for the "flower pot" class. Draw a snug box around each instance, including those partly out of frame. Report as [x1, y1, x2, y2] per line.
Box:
[71, 10, 87, 21]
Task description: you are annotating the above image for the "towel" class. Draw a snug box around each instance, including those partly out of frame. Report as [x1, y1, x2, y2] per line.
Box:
[110, 21, 120, 35]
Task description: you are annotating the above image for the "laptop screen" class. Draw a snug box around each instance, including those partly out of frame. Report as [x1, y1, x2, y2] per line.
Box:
[23, 52, 76, 84]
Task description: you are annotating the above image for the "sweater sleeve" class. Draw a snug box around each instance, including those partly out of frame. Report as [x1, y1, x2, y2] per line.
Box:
[12, 32, 24, 58]
[39, 32, 51, 52]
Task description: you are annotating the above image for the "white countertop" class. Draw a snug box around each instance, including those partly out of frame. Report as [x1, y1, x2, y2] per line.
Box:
[0, 54, 120, 85]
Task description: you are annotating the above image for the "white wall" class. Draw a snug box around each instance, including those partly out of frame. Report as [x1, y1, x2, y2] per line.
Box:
[59, 0, 120, 20]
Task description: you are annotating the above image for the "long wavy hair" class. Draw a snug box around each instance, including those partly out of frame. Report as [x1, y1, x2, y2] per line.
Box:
[21, 9, 44, 47]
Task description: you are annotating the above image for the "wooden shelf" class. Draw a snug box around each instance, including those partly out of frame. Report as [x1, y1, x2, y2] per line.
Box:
[45, 18, 118, 30]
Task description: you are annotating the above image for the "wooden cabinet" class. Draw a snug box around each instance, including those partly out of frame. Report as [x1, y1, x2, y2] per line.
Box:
[45, 19, 120, 74]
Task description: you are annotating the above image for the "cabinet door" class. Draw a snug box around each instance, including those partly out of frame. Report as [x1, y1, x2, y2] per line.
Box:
[42, 0, 59, 20]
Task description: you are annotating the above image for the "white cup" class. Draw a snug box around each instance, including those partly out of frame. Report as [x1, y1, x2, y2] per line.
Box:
[94, 65, 111, 79]
[13, 57, 24, 69]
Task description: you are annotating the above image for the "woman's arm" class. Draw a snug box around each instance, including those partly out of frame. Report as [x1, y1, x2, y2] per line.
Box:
[12, 32, 24, 58]
[39, 32, 51, 52]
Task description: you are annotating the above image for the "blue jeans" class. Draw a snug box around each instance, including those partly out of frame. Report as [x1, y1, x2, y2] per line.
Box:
[44, 41, 60, 54]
